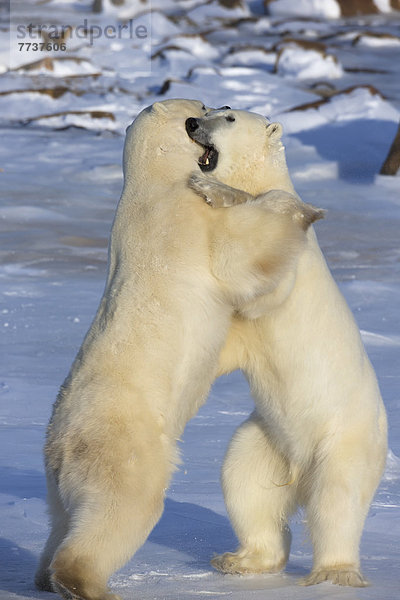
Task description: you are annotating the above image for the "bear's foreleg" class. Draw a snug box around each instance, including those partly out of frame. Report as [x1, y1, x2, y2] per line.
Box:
[188, 173, 254, 207]
[188, 174, 324, 231]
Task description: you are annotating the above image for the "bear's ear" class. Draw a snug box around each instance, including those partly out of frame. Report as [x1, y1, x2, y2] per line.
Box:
[152, 102, 169, 114]
[295, 203, 325, 231]
[266, 122, 283, 142]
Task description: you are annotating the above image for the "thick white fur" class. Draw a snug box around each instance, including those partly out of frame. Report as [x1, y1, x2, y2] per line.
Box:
[35, 100, 318, 600]
[190, 108, 388, 587]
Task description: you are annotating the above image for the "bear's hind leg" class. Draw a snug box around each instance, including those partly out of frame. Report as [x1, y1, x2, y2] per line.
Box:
[50, 467, 168, 600]
[49, 422, 173, 600]
[301, 427, 386, 587]
[212, 412, 297, 575]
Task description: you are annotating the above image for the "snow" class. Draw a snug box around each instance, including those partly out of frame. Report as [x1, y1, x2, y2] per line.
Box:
[1, 1, 400, 599]
[374, 0, 392, 13]
[222, 48, 277, 69]
[276, 46, 343, 80]
[186, 1, 250, 23]
[279, 87, 400, 134]
[356, 35, 400, 48]
[266, 0, 341, 19]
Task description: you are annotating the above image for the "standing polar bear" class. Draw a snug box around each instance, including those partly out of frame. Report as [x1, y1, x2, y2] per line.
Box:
[187, 108, 388, 587]
[35, 99, 322, 600]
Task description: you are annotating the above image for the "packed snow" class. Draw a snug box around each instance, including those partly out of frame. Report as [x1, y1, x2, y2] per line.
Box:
[1, 1, 400, 599]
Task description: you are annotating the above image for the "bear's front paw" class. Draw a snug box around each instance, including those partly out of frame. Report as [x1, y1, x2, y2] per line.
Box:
[188, 172, 221, 207]
[300, 567, 369, 587]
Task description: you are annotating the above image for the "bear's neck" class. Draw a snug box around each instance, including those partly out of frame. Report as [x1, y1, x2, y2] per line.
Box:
[249, 151, 297, 197]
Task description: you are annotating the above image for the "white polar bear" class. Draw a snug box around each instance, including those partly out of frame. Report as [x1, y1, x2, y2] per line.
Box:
[187, 108, 388, 587]
[35, 99, 322, 600]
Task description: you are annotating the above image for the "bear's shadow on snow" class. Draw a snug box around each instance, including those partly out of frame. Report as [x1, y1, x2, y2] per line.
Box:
[148, 498, 237, 569]
[292, 118, 398, 183]
[148, 500, 309, 577]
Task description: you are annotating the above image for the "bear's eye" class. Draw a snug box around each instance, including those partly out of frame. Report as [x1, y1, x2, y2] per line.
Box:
[225, 115, 235, 122]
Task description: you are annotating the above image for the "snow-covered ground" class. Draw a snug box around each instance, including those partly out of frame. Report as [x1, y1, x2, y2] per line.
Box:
[1, 1, 400, 599]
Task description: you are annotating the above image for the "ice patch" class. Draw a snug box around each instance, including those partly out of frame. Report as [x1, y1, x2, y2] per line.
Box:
[0, 206, 70, 223]
[180, 573, 212, 579]
[187, 592, 231, 596]
[383, 449, 400, 481]
[1, 286, 43, 298]
[1, 264, 48, 279]
[218, 411, 249, 416]
[360, 330, 400, 347]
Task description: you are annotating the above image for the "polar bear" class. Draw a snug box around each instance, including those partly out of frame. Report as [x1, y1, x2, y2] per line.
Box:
[35, 99, 322, 600]
[187, 108, 388, 587]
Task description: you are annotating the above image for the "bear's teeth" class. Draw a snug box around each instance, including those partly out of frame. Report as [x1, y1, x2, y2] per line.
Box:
[205, 158, 210, 165]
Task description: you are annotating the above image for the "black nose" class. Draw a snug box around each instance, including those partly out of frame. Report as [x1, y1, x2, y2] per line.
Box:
[217, 105, 231, 110]
[185, 117, 199, 134]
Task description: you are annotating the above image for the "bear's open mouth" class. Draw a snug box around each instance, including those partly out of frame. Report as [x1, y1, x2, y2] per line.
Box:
[185, 117, 219, 172]
[197, 144, 218, 172]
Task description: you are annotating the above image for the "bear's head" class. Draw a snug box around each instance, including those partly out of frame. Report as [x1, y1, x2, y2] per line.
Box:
[185, 108, 295, 196]
[122, 99, 210, 193]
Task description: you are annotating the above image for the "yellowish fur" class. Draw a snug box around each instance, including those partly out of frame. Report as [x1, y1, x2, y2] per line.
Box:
[189, 108, 388, 587]
[35, 100, 317, 600]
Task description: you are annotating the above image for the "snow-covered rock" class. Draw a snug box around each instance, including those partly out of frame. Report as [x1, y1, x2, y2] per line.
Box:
[276, 46, 343, 80]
